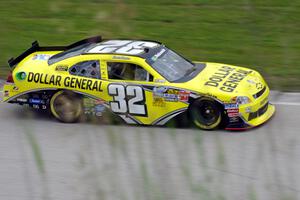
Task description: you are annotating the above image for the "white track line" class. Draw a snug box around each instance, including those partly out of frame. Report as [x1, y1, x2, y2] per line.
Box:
[272, 102, 300, 106]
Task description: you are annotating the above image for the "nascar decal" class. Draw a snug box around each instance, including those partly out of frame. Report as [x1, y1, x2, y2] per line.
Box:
[205, 66, 252, 92]
[27, 72, 103, 92]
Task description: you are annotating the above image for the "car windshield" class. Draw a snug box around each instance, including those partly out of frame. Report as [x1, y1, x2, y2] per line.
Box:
[146, 47, 195, 82]
[48, 43, 93, 65]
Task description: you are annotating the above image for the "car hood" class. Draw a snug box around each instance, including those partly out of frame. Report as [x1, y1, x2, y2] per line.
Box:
[186, 62, 267, 100]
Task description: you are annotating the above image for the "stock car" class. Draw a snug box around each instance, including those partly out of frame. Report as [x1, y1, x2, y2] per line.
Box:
[2, 36, 275, 130]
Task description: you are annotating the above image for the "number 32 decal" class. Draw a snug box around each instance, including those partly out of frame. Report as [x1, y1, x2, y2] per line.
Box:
[108, 84, 147, 116]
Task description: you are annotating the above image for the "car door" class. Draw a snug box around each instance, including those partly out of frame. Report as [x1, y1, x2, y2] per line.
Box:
[104, 60, 189, 125]
[66, 58, 112, 116]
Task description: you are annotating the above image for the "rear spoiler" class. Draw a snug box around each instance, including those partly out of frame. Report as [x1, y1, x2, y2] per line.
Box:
[8, 35, 102, 68]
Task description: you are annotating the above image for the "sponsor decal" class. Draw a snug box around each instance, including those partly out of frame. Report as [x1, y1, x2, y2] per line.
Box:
[153, 86, 168, 94]
[247, 79, 256, 84]
[154, 79, 166, 83]
[205, 66, 252, 92]
[41, 105, 47, 110]
[42, 94, 49, 99]
[230, 96, 237, 103]
[95, 105, 105, 112]
[226, 105, 239, 118]
[4, 91, 9, 97]
[83, 98, 106, 116]
[153, 87, 177, 101]
[95, 99, 105, 105]
[29, 98, 44, 104]
[84, 98, 95, 107]
[16, 98, 27, 103]
[32, 54, 51, 61]
[13, 86, 19, 91]
[227, 108, 239, 113]
[245, 107, 252, 113]
[27, 72, 103, 92]
[112, 55, 130, 60]
[151, 48, 166, 61]
[227, 113, 238, 118]
[84, 107, 92, 115]
[230, 96, 251, 105]
[224, 103, 239, 109]
[32, 104, 40, 109]
[179, 91, 190, 101]
[229, 116, 239, 123]
[228, 112, 239, 117]
[153, 97, 166, 107]
[256, 82, 263, 90]
[95, 105, 106, 116]
[205, 93, 217, 99]
[95, 111, 102, 117]
[16, 72, 27, 81]
[153, 87, 190, 102]
[55, 65, 68, 71]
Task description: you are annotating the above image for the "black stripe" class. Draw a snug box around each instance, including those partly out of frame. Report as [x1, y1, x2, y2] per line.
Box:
[152, 108, 187, 125]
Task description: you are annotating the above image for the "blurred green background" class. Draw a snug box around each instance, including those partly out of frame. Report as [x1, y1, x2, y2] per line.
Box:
[0, 0, 299, 90]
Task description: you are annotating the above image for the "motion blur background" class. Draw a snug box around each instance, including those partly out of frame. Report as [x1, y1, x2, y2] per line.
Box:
[0, 0, 299, 90]
[0, 1, 300, 200]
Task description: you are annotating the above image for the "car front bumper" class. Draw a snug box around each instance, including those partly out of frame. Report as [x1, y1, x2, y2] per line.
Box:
[225, 84, 275, 130]
[225, 102, 275, 130]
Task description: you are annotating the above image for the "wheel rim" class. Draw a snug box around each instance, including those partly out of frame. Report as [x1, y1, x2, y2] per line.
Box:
[191, 100, 221, 129]
[51, 91, 82, 122]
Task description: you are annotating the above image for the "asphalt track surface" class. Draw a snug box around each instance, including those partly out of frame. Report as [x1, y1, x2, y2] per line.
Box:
[0, 80, 300, 200]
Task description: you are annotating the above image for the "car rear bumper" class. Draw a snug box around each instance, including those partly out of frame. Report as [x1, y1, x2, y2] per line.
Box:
[1, 83, 17, 102]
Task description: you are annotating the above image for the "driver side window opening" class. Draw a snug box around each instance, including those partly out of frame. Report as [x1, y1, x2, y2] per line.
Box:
[107, 62, 153, 82]
[69, 60, 101, 79]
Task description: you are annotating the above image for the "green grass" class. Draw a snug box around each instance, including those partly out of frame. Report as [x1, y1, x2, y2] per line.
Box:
[0, 0, 299, 90]
[24, 128, 45, 174]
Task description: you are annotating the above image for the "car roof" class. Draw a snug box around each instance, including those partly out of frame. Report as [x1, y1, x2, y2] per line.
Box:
[83, 39, 163, 58]
[47, 37, 165, 65]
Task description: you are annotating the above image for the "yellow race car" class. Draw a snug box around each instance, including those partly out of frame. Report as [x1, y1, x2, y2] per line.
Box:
[2, 36, 275, 130]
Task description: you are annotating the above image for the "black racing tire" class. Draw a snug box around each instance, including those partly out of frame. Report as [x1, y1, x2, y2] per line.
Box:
[50, 91, 83, 123]
[189, 98, 222, 130]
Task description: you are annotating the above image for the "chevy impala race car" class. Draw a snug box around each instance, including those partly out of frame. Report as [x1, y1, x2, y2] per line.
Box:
[2, 36, 275, 130]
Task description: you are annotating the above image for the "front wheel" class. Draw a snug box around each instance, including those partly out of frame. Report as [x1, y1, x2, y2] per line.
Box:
[50, 91, 83, 123]
[189, 98, 222, 130]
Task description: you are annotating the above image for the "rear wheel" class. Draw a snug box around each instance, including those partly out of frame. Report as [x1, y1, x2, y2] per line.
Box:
[189, 98, 222, 130]
[50, 91, 83, 123]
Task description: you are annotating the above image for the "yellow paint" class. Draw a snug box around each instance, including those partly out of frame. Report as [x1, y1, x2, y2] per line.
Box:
[3, 50, 275, 127]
